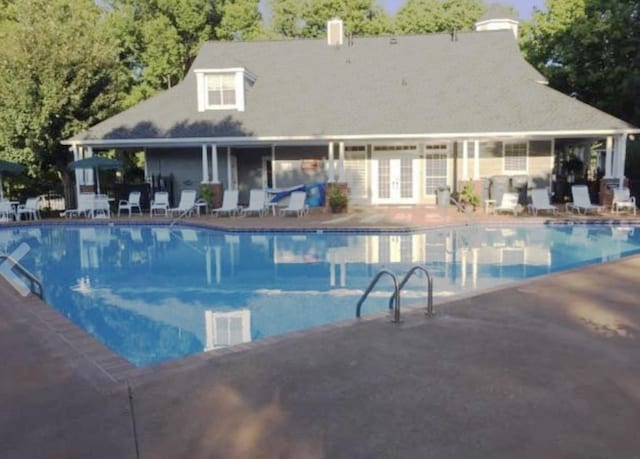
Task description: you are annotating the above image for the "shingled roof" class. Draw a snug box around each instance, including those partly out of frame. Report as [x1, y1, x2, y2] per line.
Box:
[68, 30, 637, 145]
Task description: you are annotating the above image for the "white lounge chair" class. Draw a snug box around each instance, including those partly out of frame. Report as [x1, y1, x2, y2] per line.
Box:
[212, 190, 240, 217]
[17, 197, 41, 220]
[494, 192, 520, 216]
[566, 185, 605, 214]
[117, 191, 142, 217]
[528, 188, 558, 216]
[0, 201, 16, 222]
[240, 189, 266, 217]
[150, 191, 169, 217]
[280, 191, 309, 217]
[611, 187, 636, 215]
[168, 190, 197, 217]
[63, 192, 95, 219]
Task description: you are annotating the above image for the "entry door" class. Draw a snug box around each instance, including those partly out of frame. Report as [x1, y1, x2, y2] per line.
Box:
[372, 152, 419, 204]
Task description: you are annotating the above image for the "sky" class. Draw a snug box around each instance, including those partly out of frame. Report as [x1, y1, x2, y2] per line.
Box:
[382, 0, 546, 19]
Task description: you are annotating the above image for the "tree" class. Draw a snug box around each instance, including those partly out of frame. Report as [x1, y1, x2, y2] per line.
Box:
[108, 0, 219, 106]
[395, 0, 485, 34]
[215, 0, 267, 41]
[0, 0, 124, 199]
[521, 0, 640, 127]
[270, 0, 304, 37]
[296, 0, 392, 38]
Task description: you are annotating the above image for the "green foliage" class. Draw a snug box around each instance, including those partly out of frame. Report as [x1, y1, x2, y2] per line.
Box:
[278, 0, 392, 39]
[215, 0, 267, 41]
[459, 182, 480, 209]
[108, 0, 218, 105]
[199, 184, 216, 206]
[0, 0, 124, 195]
[521, 0, 640, 126]
[328, 185, 348, 211]
[270, 0, 304, 37]
[395, 0, 485, 34]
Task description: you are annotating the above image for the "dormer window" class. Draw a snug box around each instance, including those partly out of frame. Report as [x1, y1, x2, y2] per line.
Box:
[195, 68, 253, 112]
[207, 74, 236, 108]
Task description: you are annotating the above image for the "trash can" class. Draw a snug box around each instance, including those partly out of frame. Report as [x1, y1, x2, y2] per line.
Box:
[511, 175, 530, 205]
[305, 182, 326, 208]
[436, 186, 450, 208]
[490, 175, 510, 205]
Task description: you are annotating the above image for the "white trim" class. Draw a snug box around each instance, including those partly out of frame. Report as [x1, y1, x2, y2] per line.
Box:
[194, 67, 246, 74]
[64, 128, 640, 148]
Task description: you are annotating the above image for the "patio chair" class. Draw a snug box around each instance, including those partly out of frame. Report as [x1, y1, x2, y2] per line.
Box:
[280, 191, 309, 217]
[212, 190, 240, 217]
[611, 187, 636, 215]
[168, 189, 197, 217]
[117, 191, 142, 217]
[0, 200, 16, 222]
[566, 185, 605, 215]
[240, 189, 267, 217]
[494, 192, 520, 216]
[17, 197, 41, 220]
[528, 188, 558, 216]
[63, 192, 95, 219]
[150, 191, 169, 217]
[92, 194, 111, 219]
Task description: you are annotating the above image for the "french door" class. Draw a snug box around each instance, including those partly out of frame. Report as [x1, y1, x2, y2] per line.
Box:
[371, 149, 419, 204]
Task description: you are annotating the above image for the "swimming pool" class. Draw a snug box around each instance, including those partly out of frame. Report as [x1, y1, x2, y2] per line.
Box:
[2, 223, 639, 366]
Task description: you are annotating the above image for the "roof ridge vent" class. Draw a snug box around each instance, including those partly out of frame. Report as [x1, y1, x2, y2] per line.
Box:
[327, 17, 343, 46]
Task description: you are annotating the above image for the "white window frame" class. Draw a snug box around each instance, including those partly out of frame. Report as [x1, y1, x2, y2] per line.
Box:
[503, 141, 529, 173]
[195, 68, 247, 112]
[423, 143, 450, 196]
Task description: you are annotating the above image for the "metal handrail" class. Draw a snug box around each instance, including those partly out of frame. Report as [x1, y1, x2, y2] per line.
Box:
[0, 254, 44, 299]
[169, 205, 197, 228]
[356, 269, 401, 323]
[389, 266, 434, 317]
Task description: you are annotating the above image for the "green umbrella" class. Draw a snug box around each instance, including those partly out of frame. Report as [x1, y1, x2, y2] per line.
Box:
[0, 159, 26, 201]
[68, 156, 122, 194]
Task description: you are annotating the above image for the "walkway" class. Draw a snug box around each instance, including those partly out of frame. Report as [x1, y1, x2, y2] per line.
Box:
[1, 215, 639, 457]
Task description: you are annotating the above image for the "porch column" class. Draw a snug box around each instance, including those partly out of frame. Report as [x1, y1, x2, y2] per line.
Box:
[473, 140, 480, 180]
[617, 134, 628, 187]
[72, 145, 81, 199]
[85, 146, 94, 186]
[327, 142, 335, 183]
[210, 144, 219, 183]
[271, 145, 277, 188]
[461, 140, 469, 181]
[338, 142, 345, 182]
[201, 145, 209, 183]
[604, 136, 613, 178]
[227, 147, 233, 189]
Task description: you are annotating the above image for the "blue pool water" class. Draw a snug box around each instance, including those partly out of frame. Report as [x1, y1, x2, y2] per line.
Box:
[2, 224, 639, 367]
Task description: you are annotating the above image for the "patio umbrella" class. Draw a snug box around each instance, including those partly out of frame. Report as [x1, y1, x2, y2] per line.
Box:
[0, 159, 26, 200]
[67, 156, 122, 194]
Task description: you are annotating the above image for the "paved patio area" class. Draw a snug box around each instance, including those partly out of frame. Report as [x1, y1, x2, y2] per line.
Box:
[1, 209, 640, 458]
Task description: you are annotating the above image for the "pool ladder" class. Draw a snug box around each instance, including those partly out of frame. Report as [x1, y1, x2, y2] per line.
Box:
[356, 265, 434, 323]
[0, 254, 44, 299]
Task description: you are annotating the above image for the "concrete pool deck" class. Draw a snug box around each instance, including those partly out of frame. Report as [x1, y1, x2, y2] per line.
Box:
[1, 209, 640, 458]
